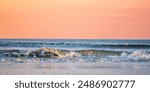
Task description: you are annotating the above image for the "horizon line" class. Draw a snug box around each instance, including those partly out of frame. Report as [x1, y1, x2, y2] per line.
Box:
[0, 38, 150, 40]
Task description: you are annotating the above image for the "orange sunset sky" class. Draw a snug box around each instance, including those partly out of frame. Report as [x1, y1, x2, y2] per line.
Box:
[0, 0, 150, 39]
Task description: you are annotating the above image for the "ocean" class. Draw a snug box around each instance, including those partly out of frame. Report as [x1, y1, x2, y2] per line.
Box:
[0, 39, 150, 63]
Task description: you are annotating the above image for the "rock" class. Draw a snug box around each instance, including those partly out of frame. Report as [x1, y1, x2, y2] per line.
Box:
[28, 47, 64, 58]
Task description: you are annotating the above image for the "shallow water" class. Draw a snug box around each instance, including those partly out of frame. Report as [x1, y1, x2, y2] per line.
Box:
[0, 62, 150, 75]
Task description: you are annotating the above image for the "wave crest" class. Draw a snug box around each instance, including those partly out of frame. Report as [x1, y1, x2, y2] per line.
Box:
[121, 51, 150, 62]
[0, 47, 150, 63]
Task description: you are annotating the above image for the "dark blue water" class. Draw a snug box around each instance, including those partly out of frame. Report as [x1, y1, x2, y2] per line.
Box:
[0, 39, 150, 50]
[0, 39, 150, 62]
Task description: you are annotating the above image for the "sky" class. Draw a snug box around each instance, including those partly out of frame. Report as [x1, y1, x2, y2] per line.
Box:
[0, 0, 150, 39]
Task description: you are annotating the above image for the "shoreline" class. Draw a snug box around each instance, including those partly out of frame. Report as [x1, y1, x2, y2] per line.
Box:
[0, 62, 150, 75]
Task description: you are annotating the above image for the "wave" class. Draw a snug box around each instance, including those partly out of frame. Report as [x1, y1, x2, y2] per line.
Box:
[85, 44, 150, 49]
[0, 47, 149, 63]
[107, 51, 150, 62]
[0, 47, 122, 58]
[0, 41, 150, 49]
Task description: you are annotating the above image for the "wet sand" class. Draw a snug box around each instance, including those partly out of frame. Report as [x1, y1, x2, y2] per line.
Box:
[0, 62, 150, 75]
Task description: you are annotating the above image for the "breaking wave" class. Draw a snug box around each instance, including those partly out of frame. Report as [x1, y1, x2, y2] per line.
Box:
[0, 47, 149, 63]
[0, 48, 122, 58]
[120, 51, 150, 62]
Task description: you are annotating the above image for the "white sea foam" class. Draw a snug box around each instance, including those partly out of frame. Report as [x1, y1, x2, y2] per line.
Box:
[121, 51, 150, 62]
[64, 51, 81, 58]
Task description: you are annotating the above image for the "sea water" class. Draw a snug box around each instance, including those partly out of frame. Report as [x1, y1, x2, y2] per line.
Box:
[0, 39, 150, 63]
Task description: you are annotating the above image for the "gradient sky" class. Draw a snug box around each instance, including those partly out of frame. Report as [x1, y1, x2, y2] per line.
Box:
[0, 0, 150, 39]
